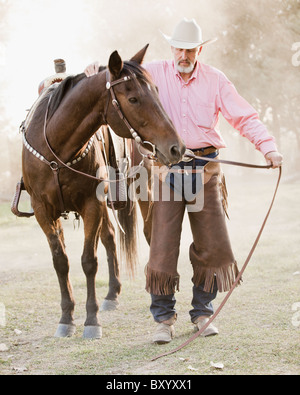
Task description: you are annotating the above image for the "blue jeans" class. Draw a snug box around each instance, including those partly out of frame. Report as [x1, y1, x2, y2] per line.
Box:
[150, 279, 218, 323]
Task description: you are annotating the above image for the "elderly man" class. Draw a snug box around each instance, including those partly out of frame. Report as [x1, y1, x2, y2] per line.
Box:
[85, 18, 283, 344]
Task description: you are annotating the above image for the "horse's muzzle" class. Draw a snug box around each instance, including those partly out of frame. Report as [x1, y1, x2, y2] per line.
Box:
[169, 143, 186, 164]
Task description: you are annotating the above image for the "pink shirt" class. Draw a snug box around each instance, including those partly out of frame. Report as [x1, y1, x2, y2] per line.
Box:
[144, 60, 277, 155]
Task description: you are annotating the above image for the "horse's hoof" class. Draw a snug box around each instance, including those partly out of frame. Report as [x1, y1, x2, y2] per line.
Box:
[100, 299, 119, 311]
[54, 324, 76, 338]
[83, 325, 102, 339]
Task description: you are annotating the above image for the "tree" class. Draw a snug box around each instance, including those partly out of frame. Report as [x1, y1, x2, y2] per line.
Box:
[213, 0, 300, 170]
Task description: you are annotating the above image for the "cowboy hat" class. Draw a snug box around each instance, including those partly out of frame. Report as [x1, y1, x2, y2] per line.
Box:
[160, 18, 217, 49]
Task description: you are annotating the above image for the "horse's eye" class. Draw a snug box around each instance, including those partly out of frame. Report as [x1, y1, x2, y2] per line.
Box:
[129, 97, 138, 104]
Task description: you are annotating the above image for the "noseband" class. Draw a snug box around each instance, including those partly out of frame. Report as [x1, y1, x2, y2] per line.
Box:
[104, 70, 157, 161]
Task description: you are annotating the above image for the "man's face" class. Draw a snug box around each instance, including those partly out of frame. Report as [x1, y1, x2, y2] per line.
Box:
[172, 46, 202, 74]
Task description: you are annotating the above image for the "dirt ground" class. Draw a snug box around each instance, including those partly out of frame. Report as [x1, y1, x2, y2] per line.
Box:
[0, 173, 299, 375]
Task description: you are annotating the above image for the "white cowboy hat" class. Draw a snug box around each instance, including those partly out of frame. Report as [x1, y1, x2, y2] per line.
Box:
[160, 18, 217, 49]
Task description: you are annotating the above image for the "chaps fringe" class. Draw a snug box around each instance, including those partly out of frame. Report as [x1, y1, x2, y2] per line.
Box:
[192, 260, 241, 293]
[145, 266, 180, 295]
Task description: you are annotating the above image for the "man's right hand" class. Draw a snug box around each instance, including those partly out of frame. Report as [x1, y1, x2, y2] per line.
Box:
[84, 62, 100, 77]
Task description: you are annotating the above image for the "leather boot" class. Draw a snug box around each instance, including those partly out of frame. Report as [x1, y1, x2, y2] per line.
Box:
[193, 316, 219, 337]
[152, 315, 177, 345]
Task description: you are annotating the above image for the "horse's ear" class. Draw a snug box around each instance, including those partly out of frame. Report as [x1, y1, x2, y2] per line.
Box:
[130, 44, 149, 64]
[108, 50, 123, 79]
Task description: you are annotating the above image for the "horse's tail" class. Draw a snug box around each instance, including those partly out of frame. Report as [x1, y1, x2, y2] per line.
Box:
[117, 202, 139, 277]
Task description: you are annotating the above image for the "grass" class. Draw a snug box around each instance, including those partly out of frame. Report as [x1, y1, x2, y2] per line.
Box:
[0, 174, 299, 375]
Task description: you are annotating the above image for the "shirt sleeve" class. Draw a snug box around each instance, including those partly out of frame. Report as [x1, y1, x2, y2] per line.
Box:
[218, 74, 278, 156]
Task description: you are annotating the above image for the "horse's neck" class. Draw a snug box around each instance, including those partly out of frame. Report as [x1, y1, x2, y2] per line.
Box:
[46, 73, 107, 162]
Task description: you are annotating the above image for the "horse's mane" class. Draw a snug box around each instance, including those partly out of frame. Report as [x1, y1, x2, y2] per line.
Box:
[41, 61, 150, 121]
[123, 61, 152, 85]
[46, 73, 87, 119]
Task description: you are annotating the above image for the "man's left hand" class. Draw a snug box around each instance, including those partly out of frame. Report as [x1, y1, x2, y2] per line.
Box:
[265, 151, 283, 168]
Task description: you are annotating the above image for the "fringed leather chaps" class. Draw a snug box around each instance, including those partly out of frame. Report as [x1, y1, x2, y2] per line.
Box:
[145, 160, 241, 295]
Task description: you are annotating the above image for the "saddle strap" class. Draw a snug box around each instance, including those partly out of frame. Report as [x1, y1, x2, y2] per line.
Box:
[151, 165, 282, 361]
[51, 165, 69, 220]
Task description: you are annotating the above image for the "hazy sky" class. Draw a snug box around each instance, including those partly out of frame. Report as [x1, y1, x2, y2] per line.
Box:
[2, 0, 93, 125]
[1, 0, 298, 138]
[1, 0, 223, 130]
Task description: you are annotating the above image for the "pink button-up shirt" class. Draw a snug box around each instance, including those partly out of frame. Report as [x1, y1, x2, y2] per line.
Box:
[144, 60, 277, 156]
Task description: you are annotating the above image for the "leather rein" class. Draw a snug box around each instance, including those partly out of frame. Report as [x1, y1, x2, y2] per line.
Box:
[26, 72, 282, 356]
[151, 155, 282, 361]
[42, 71, 156, 185]
[35, 71, 156, 218]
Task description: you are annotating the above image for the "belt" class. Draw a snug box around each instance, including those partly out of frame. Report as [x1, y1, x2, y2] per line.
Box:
[182, 147, 218, 162]
[190, 146, 218, 157]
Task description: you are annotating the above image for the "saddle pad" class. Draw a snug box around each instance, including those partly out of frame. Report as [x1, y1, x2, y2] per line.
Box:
[23, 83, 60, 131]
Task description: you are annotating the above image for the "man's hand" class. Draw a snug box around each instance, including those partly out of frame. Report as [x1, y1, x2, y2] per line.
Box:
[265, 151, 283, 168]
[84, 62, 100, 77]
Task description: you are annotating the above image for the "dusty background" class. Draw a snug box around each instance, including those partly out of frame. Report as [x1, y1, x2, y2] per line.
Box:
[0, 0, 299, 376]
[0, 0, 299, 198]
[0, 178, 299, 375]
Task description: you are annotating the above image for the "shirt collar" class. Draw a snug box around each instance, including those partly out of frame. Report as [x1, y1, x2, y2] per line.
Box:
[173, 60, 200, 84]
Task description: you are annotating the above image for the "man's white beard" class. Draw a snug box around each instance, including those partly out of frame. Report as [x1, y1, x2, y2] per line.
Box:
[176, 61, 194, 74]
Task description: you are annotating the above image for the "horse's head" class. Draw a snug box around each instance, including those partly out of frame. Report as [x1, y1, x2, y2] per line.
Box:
[105, 45, 185, 165]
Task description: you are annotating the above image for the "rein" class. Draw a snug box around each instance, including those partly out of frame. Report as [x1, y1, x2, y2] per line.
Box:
[182, 148, 273, 169]
[38, 71, 158, 219]
[151, 155, 282, 361]
[25, 73, 282, 351]
[42, 97, 145, 185]
[41, 72, 155, 185]
[23, 70, 157, 220]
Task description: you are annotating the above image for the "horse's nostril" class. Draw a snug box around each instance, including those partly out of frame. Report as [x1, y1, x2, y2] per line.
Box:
[170, 144, 181, 159]
[170, 144, 185, 161]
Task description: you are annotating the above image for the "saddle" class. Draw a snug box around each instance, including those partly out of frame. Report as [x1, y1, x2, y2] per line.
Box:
[12, 85, 61, 218]
[12, 80, 130, 218]
[11, 125, 130, 219]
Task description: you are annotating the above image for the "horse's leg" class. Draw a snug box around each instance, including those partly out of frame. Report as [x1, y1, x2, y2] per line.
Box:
[81, 202, 103, 339]
[34, 206, 76, 337]
[99, 210, 121, 311]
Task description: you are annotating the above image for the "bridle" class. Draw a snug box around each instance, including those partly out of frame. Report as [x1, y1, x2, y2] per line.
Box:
[23, 70, 158, 219]
[104, 70, 157, 161]
[23, 70, 158, 188]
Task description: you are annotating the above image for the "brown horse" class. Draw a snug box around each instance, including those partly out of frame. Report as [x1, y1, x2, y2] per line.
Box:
[22, 45, 185, 338]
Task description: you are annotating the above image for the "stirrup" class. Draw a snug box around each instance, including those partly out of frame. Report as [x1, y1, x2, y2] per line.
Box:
[107, 170, 127, 211]
[11, 177, 34, 218]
